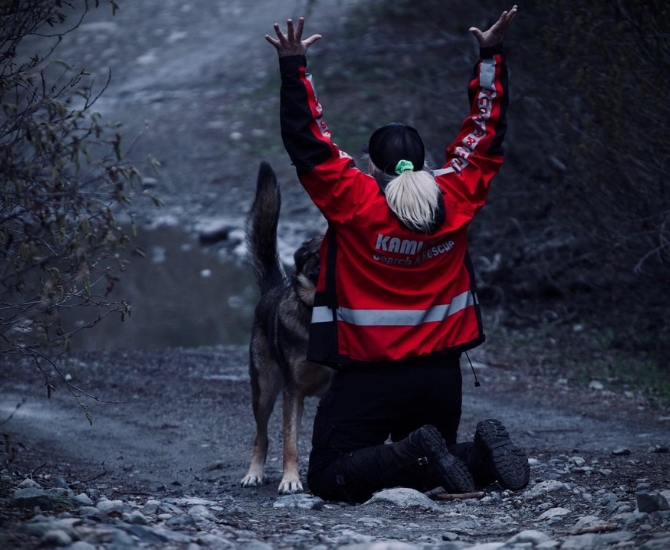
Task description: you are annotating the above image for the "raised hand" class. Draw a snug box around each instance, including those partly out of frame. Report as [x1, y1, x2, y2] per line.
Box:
[469, 5, 518, 48]
[265, 17, 322, 58]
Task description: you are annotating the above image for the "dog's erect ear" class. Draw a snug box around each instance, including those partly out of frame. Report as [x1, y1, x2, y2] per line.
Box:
[294, 241, 311, 273]
[294, 236, 322, 278]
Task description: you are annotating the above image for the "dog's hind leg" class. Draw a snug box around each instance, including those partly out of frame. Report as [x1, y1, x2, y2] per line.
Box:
[278, 384, 306, 494]
[241, 343, 283, 488]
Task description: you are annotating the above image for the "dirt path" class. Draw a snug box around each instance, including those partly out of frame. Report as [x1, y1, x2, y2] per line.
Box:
[2, 2, 670, 549]
[2, 347, 669, 548]
[2, 347, 669, 491]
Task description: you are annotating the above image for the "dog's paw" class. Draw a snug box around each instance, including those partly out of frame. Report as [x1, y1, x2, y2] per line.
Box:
[240, 474, 265, 487]
[277, 477, 304, 494]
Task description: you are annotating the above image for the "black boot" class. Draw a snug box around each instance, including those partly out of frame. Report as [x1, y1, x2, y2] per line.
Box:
[403, 425, 476, 494]
[309, 424, 475, 503]
[468, 419, 530, 491]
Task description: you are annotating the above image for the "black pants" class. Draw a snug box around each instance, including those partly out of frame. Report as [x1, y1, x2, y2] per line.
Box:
[307, 357, 472, 503]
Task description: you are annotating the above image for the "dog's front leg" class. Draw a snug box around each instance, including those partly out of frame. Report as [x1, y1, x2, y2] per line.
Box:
[241, 359, 282, 488]
[279, 385, 305, 494]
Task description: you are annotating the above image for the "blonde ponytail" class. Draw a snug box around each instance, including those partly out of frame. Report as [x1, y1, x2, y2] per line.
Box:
[382, 169, 441, 233]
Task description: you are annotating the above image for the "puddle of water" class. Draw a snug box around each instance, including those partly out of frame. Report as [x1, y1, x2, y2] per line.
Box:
[67, 225, 258, 351]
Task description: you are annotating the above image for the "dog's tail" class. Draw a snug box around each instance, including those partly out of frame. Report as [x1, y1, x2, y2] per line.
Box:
[246, 162, 287, 295]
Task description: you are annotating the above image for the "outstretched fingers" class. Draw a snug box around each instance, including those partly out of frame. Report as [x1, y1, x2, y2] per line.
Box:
[469, 5, 517, 47]
[265, 22, 285, 48]
[266, 17, 322, 55]
[497, 5, 518, 31]
[287, 18, 296, 42]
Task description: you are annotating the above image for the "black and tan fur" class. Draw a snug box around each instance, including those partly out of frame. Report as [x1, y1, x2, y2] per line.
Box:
[241, 162, 332, 494]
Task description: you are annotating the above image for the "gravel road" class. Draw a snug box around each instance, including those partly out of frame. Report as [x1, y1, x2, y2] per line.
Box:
[2, 1, 669, 549]
[1, 346, 669, 549]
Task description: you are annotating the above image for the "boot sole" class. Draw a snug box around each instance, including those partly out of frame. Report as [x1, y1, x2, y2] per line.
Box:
[420, 426, 476, 494]
[474, 419, 529, 491]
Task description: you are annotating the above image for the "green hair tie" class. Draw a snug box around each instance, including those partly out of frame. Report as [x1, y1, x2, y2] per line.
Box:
[395, 159, 414, 175]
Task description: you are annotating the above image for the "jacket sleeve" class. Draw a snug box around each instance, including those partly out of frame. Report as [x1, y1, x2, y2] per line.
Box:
[279, 55, 373, 224]
[434, 44, 508, 220]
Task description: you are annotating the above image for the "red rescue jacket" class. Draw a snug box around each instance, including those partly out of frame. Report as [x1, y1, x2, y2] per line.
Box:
[278, 45, 508, 368]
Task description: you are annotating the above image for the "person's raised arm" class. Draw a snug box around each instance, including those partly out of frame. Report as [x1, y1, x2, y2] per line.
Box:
[435, 6, 517, 222]
[266, 18, 370, 223]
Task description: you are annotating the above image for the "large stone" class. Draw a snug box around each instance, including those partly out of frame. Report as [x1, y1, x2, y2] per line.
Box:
[96, 499, 127, 515]
[42, 529, 73, 547]
[637, 492, 670, 513]
[507, 530, 554, 545]
[25, 518, 76, 538]
[123, 510, 149, 525]
[141, 499, 161, 514]
[17, 478, 42, 489]
[52, 476, 70, 489]
[166, 514, 198, 529]
[560, 534, 597, 549]
[188, 504, 215, 521]
[109, 530, 135, 549]
[611, 447, 631, 456]
[12, 488, 51, 508]
[273, 493, 325, 510]
[523, 481, 568, 501]
[73, 493, 94, 507]
[157, 501, 183, 514]
[12, 488, 74, 510]
[198, 533, 234, 549]
[120, 524, 169, 544]
[364, 488, 440, 510]
[537, 507, 571, 521]
[572, 516, 603, 530]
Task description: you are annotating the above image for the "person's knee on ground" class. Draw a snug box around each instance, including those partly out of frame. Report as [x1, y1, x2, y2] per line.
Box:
[307, 424, 475, 504]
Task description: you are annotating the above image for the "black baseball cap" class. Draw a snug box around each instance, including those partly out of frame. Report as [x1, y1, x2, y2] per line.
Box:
[363, 122, 425, 176]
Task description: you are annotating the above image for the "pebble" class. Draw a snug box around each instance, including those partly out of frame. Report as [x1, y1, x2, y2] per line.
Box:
[637, 492, 670, 513]
[67, 542, 97, 550]
[523, 480, 568, 500]
[73, 493, 94, 506]
[3, 460, 669, 550]
[96, 499, 126, 515]
[12, 487, 73, 510]
[42, 529, 73, 546]
[17, 478, 42, 489]
[273, 494, 325, 510]
[612, 447, 631, 456]
[124, 510, 149, 525]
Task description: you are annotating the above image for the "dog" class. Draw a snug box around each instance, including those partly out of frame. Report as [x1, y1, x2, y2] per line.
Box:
[240, 161, 333, 494]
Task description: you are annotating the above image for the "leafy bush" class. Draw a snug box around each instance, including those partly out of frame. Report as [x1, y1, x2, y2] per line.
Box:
[0, 0, 158, 411]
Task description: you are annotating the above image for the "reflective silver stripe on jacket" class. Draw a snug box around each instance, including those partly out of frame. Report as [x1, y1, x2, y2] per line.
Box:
[433, 55, 497, 178]
[311, 290, 476, 326]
